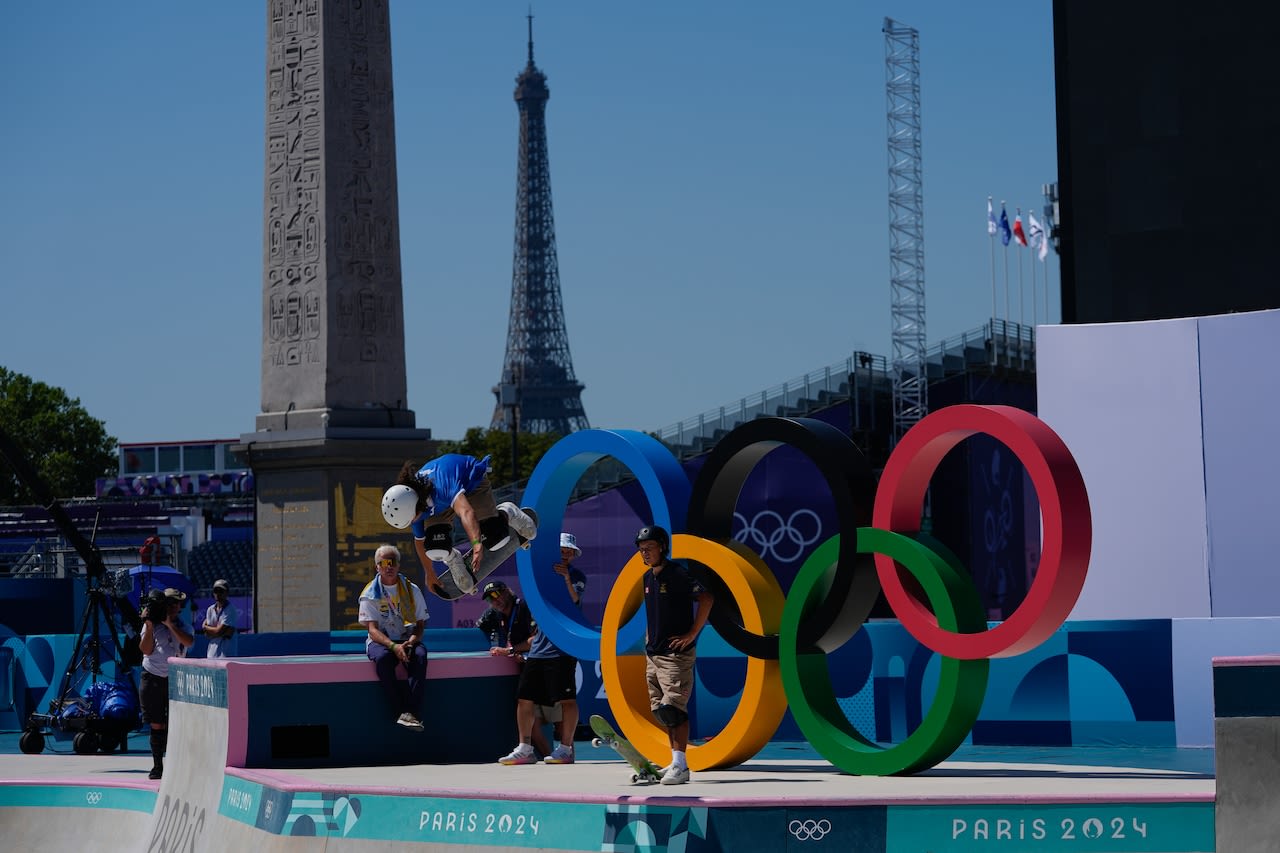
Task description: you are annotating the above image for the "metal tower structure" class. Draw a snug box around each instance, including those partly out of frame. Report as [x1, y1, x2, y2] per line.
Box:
[491, 16, 589, 436]
[884, 18, 927, 445]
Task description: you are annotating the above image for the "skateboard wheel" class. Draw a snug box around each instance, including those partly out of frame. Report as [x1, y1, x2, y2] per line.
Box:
[591, 738, 602, 748]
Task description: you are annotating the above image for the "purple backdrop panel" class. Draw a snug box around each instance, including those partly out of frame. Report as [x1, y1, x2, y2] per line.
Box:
[1196, 308, 1280, 617]
[1038, 320, 1210, 619]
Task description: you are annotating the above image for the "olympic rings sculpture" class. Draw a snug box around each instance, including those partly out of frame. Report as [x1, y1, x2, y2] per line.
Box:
[733, 508, 823, 563]
[516, 404, 1091, 776]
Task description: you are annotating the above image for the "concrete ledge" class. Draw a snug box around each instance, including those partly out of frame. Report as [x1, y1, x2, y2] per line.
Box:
[171, 652, 519, 769]
[1213, 655, 1280, 851]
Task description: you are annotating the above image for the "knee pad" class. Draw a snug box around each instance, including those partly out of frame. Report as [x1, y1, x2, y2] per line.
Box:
[479, 514, 511, 550]
[654, 704, 687, 728]
[421, 524, 453, 560]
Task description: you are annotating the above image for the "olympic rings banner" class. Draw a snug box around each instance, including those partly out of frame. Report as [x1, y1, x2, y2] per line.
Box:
[516, 404, 1091, 776]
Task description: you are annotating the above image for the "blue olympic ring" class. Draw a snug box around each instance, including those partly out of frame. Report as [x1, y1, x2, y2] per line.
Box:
[516, 429, 690, 661]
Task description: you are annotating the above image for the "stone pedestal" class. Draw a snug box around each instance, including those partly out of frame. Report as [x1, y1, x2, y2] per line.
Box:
[236, 428, 433, 632]
[1213, 655, 1280, 852]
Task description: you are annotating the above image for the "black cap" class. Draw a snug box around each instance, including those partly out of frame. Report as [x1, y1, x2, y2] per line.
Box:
[482, 580, 509, 599]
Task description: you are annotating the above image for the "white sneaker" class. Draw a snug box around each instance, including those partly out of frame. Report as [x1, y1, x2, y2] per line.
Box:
[499, 745, 537, 766]
[499, 502, 537, 541]
[396, 712, 424, 731]
[445, 550, 475, 594]
[544, 744, 574, 764]
[660, 765, 690, 785]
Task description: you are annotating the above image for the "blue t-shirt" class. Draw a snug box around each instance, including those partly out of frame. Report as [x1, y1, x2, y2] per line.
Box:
[409, 454, 491, 536]
[527, 567, 587, 660]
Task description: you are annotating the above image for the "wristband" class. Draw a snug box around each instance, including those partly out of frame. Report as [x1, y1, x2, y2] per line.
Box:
[390, 641, 398, 651]
[471, 538, 481, 547]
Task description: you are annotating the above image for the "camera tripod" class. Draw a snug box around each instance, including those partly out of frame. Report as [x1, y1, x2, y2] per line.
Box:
[21, 566, 141, 755]
[0, 427, 143, 755]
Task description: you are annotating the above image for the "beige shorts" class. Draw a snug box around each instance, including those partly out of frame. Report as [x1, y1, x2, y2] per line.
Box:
[420, 478, 498, 527]
[646, 652, 695, 712]
[535, 703, 562, 723]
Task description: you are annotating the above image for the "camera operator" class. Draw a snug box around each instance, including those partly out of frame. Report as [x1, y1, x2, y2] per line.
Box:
[138, 587, 194, 780]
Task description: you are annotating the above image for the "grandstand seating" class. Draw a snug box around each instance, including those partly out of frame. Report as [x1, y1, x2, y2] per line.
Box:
[186, 540, 254, 593]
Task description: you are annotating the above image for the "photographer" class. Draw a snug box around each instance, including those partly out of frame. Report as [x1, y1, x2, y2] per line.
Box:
[138, 587, 194, 780]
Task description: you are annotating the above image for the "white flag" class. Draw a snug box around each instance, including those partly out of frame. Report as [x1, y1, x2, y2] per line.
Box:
[1027, 211, 1048, 262]
[987, 197, 998, 235]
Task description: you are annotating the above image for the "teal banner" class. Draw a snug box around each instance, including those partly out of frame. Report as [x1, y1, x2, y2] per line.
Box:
[0, 784, 156, 813]
[170, 664, 228, 708]
[888, 803, 1213, 852]
[220, 775, 602, 848]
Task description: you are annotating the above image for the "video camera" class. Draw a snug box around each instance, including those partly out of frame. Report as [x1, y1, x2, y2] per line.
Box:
[139, 593, 166, 624]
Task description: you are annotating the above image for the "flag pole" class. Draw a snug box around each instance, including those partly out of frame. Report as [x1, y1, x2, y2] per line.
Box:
[1030, 206, 1039, 328]
[988, 196, 997, 327]
[1017, 209, 1025, 331]
[1002, 201, 1010, 329]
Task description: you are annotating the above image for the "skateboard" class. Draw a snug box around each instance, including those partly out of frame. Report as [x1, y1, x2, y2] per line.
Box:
[589, 714, 663, 784]
[428, 507, 538, 601]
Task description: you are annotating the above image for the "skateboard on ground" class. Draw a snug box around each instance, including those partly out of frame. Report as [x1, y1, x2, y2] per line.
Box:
[428, 508, 538, 601]
[589, 714, 663, 784]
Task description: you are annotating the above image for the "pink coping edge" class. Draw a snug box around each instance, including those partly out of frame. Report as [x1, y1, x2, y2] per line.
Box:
[172, 653, 517, 768]
[1212, 655, 1280, 667]
[222, 768, 1214, 807]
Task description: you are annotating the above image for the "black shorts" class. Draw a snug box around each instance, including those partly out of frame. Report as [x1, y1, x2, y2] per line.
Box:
[139, 671, 169, 726]
[516, 656, 578, 707]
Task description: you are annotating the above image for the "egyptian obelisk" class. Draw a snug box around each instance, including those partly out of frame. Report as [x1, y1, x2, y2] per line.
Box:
[235, 0, 432, 631]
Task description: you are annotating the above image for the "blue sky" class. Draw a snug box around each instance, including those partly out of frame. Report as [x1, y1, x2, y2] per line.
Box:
[0, 1, 1058, 446]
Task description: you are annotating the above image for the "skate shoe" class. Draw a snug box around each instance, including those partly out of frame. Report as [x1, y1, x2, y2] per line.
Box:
[445, 550, 476, 595]
[660, 765, 690, 785]
[499, 744, 537, 765]
[544, 744, 575, 764]
[498, 502, 538, 544]
[397, 712, 425, 731]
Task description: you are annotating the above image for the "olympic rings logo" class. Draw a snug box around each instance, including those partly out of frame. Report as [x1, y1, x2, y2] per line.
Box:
[517, 404, 1091, 777]
[788, 819, 832, 841]
[733, 508, 822, 563]
[85, 791, 103, 805]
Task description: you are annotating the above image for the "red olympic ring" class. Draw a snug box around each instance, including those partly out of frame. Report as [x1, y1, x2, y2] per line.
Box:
[872, 404, 1092, 659]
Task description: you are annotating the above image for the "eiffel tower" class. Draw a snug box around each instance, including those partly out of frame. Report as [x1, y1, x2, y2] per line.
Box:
[491, 16, 589, 436]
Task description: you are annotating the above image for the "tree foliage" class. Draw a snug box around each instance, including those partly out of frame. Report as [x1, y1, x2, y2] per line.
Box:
[0, 367, 117, 505]
[436, 427, 562, 485]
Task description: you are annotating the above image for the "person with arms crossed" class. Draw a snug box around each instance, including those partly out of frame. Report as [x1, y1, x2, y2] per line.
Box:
[138, 587, 195, 780]
[202, 578, 239, 658]
[498, 533, 587, 766]
[358, 545, 429, 731]
[637, 525, 713, 785]
[381, 454, 536, 595]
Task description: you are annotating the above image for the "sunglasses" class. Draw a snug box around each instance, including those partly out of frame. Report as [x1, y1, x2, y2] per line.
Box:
[377, 558, 399, 567]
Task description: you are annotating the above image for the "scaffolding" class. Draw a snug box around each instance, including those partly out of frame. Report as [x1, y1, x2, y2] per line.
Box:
[884, 18, 927, 445]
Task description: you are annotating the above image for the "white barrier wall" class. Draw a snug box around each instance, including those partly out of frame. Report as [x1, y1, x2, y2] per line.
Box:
[1196, 310, 1280, 617]
[1038, 307, 1280, 620]
[1038, 317, 1211, 618]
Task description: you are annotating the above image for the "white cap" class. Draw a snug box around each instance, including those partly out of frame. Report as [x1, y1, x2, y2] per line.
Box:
[559, 532, 581, 555]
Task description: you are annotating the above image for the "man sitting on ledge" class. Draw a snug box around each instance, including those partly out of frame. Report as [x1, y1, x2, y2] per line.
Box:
[358, 544, 429, 731]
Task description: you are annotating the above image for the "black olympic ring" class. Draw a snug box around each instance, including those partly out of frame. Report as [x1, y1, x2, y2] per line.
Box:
[686, 416, 877, 660]
[733, 508, 823, 563]
[788, 818, 832, 841]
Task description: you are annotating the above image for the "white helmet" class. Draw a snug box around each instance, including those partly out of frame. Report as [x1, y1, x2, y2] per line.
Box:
[381, 485, 419, 529]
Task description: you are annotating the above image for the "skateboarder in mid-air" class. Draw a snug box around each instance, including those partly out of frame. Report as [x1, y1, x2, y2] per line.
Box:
[382, 453, 537, 596]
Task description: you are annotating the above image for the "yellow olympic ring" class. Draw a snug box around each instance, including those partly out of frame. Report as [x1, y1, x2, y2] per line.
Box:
[599, 533, 789, 770]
